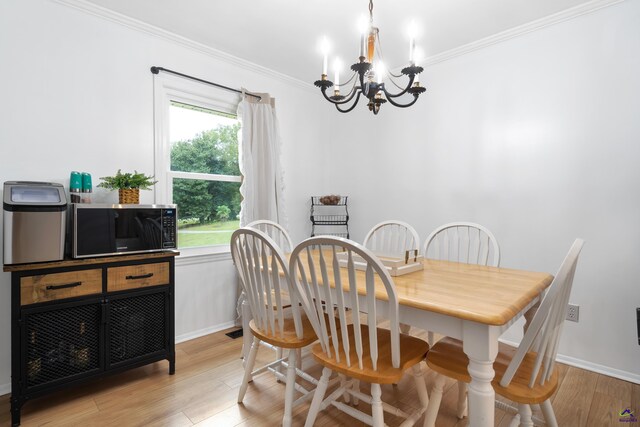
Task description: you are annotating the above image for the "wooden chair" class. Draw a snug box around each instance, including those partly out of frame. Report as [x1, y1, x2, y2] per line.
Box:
[363, 220, 420, 257]
[240, 221, 294, 369]
[289, 236, 430, 427]
[231, 228, 318, 427]
[423, 221, 500, 267]
[422, 221, 501, 417]
[364, 220, 420, 335]
[423, 239, 584, 427]
[246, 219, 294, 253]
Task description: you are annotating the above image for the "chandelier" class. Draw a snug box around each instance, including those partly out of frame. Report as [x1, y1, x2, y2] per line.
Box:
[314, 0, 426, 115]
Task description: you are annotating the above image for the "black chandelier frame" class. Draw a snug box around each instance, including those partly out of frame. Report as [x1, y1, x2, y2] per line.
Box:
[313, 0, 426, 115]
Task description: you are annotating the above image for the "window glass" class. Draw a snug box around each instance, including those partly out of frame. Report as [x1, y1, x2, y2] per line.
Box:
[173, 179, 241, 248]
[168, 101, 242, 249]
[170, 102, 239, 175]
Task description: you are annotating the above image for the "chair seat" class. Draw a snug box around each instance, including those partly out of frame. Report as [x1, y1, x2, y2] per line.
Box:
[426, 337, 558, 404]
[312, 324, 429, 384]
[249, 311, 317, 349]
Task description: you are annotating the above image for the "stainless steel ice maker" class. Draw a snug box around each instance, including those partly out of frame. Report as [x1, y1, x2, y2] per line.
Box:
[3, 181, 67, 264]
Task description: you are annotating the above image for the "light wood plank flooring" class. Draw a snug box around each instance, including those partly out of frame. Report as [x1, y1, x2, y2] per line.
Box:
[0, 327, 636, 426]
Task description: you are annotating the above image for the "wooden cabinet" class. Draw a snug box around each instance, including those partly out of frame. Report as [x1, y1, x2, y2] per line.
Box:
[4, 252, 178, 426]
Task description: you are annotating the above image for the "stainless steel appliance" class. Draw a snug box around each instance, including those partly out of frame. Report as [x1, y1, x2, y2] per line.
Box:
[72, 204, 177, 258]
[3, 181, 67, 264]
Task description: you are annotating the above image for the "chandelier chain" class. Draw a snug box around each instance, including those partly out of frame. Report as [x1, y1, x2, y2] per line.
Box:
[336, 71, 358, 88]
[369, 0, 374, 23]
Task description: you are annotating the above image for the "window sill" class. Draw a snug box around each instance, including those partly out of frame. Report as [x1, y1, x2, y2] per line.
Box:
[175, 245, 232, 267]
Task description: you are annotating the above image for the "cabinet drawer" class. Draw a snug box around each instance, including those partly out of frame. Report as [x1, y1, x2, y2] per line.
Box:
[21, 270, 103, 306]
[107, 262, 169, 292]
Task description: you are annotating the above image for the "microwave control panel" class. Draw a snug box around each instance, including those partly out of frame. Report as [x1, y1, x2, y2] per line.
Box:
[162, 208, 177, 248]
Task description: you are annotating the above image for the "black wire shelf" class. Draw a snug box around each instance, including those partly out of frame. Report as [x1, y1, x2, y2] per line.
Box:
[310, 196, 349, 238]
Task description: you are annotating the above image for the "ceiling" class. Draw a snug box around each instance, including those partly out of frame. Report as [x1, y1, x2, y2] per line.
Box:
[85, 0, 594, 82]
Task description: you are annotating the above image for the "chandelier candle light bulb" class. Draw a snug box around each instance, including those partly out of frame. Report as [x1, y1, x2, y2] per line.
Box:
[358, 16, 368, 59]
[409, 21, 417, 64]
[334, 59, 341, 93]
[321, 37, 329, 77]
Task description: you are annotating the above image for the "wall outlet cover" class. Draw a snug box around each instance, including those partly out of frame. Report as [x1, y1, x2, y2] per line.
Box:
[567, 304, 579, 322]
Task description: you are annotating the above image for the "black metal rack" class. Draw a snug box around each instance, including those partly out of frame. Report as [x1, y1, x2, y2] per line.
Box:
[310, 196, 349, 238]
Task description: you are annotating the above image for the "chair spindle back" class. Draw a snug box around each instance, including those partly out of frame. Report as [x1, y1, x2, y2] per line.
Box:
[423, 222, 500, 267]
[245, 220, 294, 253]
[289, 237, 401, 370]
[363, 220, 421, 257]
[231, 228, 303, 339]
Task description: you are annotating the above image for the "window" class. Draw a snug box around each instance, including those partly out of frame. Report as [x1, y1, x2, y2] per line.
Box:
[154, 75, 242, 254]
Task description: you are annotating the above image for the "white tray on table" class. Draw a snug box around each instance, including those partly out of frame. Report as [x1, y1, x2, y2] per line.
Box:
[336, 250, 423, 276]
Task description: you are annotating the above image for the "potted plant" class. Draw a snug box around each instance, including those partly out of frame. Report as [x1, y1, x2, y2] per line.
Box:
[98, 170, 157, 204]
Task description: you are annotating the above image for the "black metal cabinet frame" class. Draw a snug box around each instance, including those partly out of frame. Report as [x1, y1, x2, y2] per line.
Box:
[8, 254, 176, 426]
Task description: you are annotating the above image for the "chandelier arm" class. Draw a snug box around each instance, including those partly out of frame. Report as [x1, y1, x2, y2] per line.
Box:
[381, 74, 416, 99]
[335, 92, 363, 113]
[320, 86, 361, 105]
[358, 71, 372, 98]
[382, 93, 420, 108]
[387, 73, 408, 91]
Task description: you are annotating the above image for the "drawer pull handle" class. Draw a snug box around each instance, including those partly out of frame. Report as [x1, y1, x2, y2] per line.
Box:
[126, 273, 154, 280]
[46, 281, 82, 290]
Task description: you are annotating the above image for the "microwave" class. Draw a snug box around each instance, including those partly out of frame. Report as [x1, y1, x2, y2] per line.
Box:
[72, 204, 177, 258]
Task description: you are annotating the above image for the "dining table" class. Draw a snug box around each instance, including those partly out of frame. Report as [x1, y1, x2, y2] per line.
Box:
[240, 252, 554, 427]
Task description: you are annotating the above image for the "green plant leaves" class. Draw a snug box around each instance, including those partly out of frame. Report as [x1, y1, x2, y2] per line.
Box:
[97, 169, 157, 190]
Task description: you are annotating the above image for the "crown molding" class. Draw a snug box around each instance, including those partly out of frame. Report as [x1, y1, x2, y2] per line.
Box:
[53, 0, 625, 86]
[419, 0, 627, 68]
[51, 0, 315, 92]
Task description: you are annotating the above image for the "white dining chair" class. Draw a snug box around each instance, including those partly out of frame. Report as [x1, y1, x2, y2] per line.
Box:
[245, 219, 294, 253]
[423, 221, 500, 267]
[231, 228, 318, 427]
[363, 220, 421, 335]
[423, 221, 500, 418]
[363, 220, 421, 257]
[289, 236, 430, 427]
[241, 221, 294, 370]
[424, 239, 584, 427]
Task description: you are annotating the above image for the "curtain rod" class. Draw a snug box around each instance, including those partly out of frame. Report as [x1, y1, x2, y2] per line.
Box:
[150, 66, 262, 100]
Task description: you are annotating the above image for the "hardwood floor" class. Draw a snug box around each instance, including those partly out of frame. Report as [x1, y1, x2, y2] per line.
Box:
[0, 327, 635, 426]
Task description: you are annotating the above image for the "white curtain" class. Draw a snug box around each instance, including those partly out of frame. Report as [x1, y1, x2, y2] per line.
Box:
[237, 91, 287, 228]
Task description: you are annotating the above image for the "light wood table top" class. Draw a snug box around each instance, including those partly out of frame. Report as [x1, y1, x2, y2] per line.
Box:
[296, 251, 553, 326]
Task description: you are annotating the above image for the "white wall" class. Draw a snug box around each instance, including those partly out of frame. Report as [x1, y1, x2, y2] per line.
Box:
[0, 0, 329, 391]
[325, 0, 640, 380]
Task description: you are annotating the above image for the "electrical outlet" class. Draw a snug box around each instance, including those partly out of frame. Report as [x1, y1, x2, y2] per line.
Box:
[566, 304, 579, 322]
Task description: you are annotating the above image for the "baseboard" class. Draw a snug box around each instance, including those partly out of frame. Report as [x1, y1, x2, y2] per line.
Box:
[175, 321, 237, 344]
[554, 353, 640, 384]
[500, 338, 640, 384]
[0, 382, 10, 397]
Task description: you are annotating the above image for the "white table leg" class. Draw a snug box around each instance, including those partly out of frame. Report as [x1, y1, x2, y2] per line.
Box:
[523, 300, 540, 334]
[462, 322, 499, 427]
